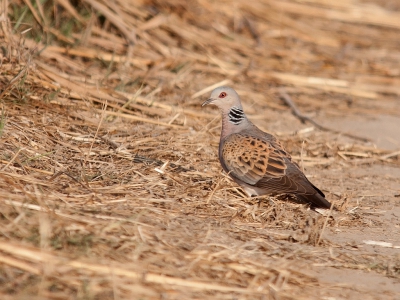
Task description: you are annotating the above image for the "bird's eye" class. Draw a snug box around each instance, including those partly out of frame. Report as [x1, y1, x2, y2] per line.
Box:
[219, 92, 227, 98]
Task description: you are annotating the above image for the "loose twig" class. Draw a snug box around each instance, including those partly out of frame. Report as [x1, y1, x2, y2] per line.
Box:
[0, 148, 25, 171]
[49, 171, 93, 192]
[0, 57, 32, 99]
[278, 88, 370, 142]
[133, 154, 193, 173]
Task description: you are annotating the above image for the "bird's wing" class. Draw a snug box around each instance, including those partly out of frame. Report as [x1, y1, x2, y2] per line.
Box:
[222, 133, 325, 198]
[254, 164, 320, 195]
[221, 133, 288, 185]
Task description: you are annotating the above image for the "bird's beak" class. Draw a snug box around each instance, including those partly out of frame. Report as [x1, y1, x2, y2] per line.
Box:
[201, 98, 214, 107]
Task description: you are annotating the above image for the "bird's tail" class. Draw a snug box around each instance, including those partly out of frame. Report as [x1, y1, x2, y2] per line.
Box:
[297, 193, 331, 209]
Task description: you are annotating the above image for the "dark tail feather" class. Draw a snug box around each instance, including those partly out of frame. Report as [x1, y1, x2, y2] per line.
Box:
[297, 193, 331, 209]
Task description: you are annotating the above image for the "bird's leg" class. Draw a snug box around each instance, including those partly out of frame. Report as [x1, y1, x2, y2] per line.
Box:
[241, 188, 263, 221]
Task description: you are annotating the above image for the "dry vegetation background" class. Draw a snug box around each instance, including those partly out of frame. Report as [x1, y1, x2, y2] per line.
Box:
[1, 0, 400, 299]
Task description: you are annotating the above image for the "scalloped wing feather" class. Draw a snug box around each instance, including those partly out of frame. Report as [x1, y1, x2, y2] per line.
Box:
[222, 134, 287, 185]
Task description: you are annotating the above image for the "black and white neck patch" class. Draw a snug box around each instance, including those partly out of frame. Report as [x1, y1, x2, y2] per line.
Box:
[228, 107, 245, 125]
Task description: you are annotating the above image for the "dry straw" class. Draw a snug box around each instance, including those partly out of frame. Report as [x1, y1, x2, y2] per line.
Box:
[1, 0, 399, 298]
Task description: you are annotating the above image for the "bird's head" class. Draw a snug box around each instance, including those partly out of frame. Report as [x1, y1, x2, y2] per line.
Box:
[202, 86, 242, 111]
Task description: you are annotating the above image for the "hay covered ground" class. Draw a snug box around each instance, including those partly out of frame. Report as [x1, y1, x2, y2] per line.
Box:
[1, 0, 400, 299]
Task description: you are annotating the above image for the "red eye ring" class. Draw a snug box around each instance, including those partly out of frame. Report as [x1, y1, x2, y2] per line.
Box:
[219, 92, 227, 98]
